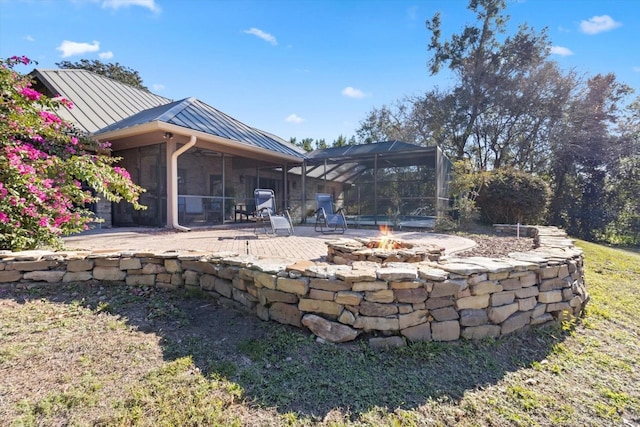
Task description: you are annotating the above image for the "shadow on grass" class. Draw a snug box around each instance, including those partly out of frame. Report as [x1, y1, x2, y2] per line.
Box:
[1, 282, 569, 420]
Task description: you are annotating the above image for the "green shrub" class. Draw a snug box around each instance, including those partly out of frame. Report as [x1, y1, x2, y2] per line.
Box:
[476, 168, 550, 225]
[446, 159, 489, 230]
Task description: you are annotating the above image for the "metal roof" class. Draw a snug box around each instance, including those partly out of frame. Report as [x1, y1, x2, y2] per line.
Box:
[32, 68, 306, 160]
[96, 97, 307, 159]
[31, 68, 172, 134]
[293, 141, 448, 183]
[307, 140, 437, 162]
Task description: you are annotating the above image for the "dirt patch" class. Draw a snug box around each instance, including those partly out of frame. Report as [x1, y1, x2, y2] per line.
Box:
[456, 234, 535, 257]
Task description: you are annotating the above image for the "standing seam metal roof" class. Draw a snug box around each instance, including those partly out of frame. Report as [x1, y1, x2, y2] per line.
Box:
[33, 68, 305, 159]
[32, 69, 172, 134]
[97, 97, 307, 159]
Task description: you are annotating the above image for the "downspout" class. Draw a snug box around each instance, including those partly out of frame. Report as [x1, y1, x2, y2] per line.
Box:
[301, 161, 307, 223]
[171, 135, 197, 231]
[373, 153, 378, 226]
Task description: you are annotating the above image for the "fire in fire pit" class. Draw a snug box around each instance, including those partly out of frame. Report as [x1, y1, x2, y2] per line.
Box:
[326, 227, 444, 265]
[364, 225, 404, 251]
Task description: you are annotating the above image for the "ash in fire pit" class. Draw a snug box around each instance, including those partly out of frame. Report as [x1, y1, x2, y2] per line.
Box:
[326, 236, 444, 265]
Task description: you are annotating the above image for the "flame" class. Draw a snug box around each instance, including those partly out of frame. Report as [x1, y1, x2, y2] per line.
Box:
[366, 224, 403, 251]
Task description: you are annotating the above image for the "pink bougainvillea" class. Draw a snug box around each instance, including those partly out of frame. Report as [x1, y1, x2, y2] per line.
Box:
[20, 86, 41, 101]
[0, 56, 146, 251]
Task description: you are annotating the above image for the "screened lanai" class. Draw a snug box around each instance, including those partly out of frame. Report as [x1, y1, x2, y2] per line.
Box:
[32, 68, 452, 230]
[285, 141, 452, 227]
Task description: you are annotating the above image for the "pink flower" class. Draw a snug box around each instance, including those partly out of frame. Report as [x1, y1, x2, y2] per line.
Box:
[39, 111, 62, 124]
[58, 97, 73, 109]
[9, 55, 30, 65]
[20, 87, 41, 101]
[113, 167, 131, 180]
[0, 213, 8, 223]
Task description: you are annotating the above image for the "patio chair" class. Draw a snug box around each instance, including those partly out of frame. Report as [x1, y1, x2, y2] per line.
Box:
[254, 189, 294, 235]
[410, 206, 430, 217]
[314, 193, 347, 234]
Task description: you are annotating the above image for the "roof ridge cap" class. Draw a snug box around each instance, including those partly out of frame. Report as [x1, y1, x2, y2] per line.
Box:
[156, 97, 195, 122]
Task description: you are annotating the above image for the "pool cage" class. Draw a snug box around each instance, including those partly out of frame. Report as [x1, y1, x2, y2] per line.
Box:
[291, 141, 452, 227]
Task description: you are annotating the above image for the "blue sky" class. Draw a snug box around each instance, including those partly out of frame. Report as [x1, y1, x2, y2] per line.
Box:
[1, 0, 638, 144]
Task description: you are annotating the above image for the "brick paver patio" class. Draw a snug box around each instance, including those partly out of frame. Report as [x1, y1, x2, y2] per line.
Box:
[62, 225, 475, 261]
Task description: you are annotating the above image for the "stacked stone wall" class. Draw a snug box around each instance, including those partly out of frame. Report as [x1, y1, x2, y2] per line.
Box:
[0, 226, 588, 345]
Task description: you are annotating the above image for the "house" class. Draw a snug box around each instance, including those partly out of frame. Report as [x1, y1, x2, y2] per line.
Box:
[31, 68, 451, 230]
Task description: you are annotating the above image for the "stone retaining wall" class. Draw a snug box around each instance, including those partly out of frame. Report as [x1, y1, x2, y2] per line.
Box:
[0, 226, 588, 346]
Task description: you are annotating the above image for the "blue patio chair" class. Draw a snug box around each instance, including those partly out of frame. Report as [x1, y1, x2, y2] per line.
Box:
[254, 189, 294, 235]
[314, 193, 347, 234]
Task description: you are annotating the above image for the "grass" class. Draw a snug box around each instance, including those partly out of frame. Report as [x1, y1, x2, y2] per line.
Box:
[0, 240, 639, 426]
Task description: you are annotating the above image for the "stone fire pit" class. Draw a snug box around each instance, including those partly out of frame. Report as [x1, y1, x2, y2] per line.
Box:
[0, 226, 589, 346]
[326, 237, 445, 265]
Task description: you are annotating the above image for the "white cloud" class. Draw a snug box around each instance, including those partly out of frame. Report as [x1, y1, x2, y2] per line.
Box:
[98, 51, 114, 59]
[633, 66, 640, 73]
[285, 114, 303, 124]
[24, 35, 35, 42]
[56, 40, 100, 58]
[244, 28, 277, 46]
[342, 86, 367, 99]
[152, 83, 165, 91]
[406, 6, 418, 21]
[102, 0, 160, 12]
[550, 46, 574, 56]
[580, 15, 622, 34]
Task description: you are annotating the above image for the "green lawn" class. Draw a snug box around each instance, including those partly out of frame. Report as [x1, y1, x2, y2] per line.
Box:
[1, 240, 638, 426]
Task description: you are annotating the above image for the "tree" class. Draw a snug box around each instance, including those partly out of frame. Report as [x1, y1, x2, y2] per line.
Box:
[611, 98, 640, 240]
[357, 0, 569, 164]
[56, 59, 148, 91]
[446, 159, 488, 229]
[548, 74, 633, 241]
[332, 134, 348, 147]
[356, 101, 425, 144]
[315, 139, 327, 150]
[424, 0, 565, 170]
[0, 56, 146, 250]
[607, 154, 640, 244]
